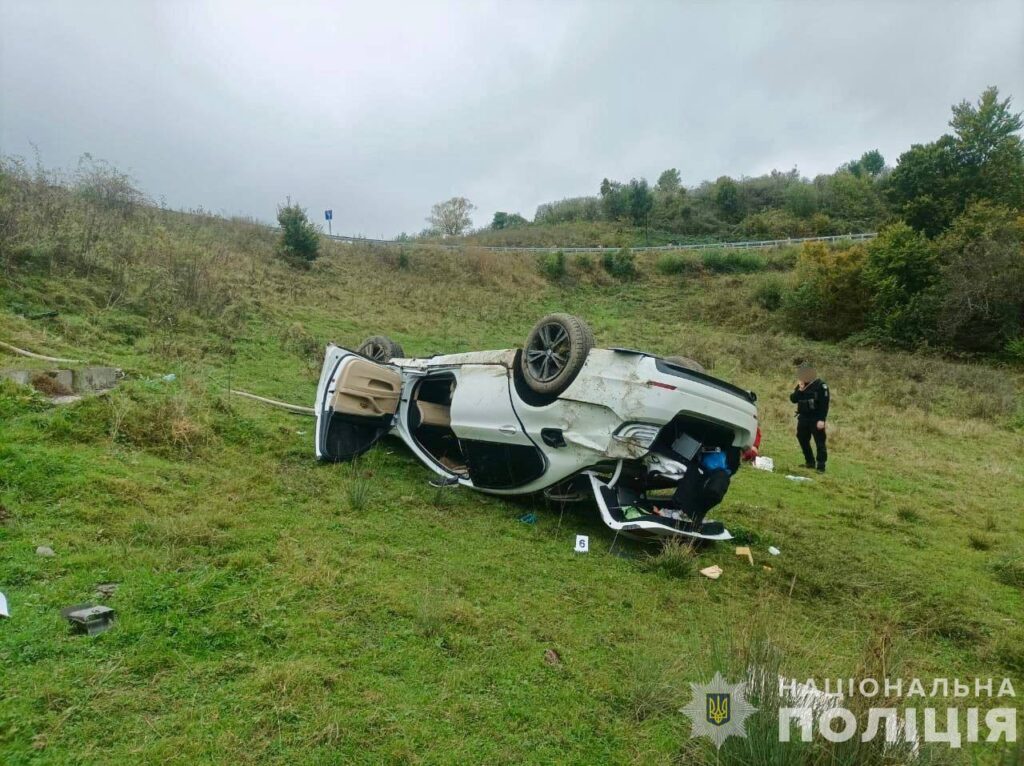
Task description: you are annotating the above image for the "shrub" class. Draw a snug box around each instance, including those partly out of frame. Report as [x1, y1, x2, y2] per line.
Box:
[933, 202, 1024, 352]
[537, 250, 567, 281]
[602, 247, 637, 280]
[655, 252, 700, 275]
[701, 249, 764, 274]
[862, 223, 940, 346]
[572, 252, 595, 272]
[1006, 336, 1024, 362]
[782, 242, 871, 340]
[276, 203, 320, 266]
[752, 274, 785, 311]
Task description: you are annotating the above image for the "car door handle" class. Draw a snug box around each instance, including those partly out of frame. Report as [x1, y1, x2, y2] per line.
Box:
[498, 424, 518, 435]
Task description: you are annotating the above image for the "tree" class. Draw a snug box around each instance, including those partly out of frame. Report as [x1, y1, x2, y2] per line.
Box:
[885, 137, 960, 236]
[626, 178, 654, 230]
[785, 183, 818, 218]
[656, 168, 682, 194]
[713, 176, 742, 222]
[933, 201, 1024, 351]
[492, 211, 527, 229]
[888, 87, 1024, 236]
[949, 86, 1024, 210]
[276, 202, 320, 265]
[599, 179, 628, 221]
[859, 149, 885, 177]
[428, 197, 476, 236]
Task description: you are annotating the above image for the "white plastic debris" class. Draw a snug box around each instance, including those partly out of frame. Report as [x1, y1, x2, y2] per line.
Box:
[768, 546, 781, 556]
[0, 591, 8, 618]
[753, 456, 774, 472]
[785, 475, 813, 483]
[35, 545, 55, 557]
[161, 373, 176, 382]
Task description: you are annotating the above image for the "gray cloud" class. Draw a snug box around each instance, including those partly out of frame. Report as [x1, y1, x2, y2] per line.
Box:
[2, 0, 1022, 236]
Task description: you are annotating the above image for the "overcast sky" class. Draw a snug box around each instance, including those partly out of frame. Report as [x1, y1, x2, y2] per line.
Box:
[1, 1, 1022, 236]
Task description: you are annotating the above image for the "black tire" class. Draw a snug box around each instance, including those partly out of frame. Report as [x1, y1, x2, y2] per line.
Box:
[356, 335, 404, 363]
[664, 355, 706, 374]
[520, 313, 593, 396]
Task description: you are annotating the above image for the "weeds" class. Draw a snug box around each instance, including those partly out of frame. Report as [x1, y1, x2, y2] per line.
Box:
[639, 537, 697, 578]
[993, 554, 1024, 588]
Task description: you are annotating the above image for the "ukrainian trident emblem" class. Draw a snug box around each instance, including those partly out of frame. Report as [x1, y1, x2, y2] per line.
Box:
[681, 672, 756, 749]
[706, 692, 731, 726]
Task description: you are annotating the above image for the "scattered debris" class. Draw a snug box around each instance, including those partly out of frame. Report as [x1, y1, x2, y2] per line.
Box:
[622, 505, 644, 520]
[0, 591, 8, 618]
[60, 604, 116, 636]
[762, 565, 773, 572]
[768, 546, 781, 556]
[700, 564, 723, 580]
[785, 474, 813, 483]
[543, 648, 561, 666]
[518, 512, 537, 525]
[161, 373, 177, 382]
[94, 583, 119, 599]
[735, 546, 754, 565]
[752, 456, 774, 472]
[574, 535, 589, 553]
[35, 545, 55, 557]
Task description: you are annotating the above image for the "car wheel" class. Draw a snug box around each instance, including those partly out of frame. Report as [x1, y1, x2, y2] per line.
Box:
[356, 335, 405, 363]
[520, 313, 593, 396]
[664, 355, 706, 374]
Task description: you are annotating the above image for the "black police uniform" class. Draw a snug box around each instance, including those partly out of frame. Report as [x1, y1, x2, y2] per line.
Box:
[789, 379, 829, 470]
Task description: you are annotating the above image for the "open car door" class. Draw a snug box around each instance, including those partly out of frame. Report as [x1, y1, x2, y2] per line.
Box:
[315, 345, 403, 462]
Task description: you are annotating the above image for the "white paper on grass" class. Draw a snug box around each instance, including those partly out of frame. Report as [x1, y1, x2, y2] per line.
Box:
[574, 535, 589, 553]
[753, 456, 774, 472]
[0, 591, 8, 618]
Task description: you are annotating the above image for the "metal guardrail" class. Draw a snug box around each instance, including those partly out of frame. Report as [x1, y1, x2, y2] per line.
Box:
[323, 231, 877, 253]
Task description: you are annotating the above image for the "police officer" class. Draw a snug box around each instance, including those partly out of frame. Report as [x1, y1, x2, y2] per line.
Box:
[789, 360, 829, 472]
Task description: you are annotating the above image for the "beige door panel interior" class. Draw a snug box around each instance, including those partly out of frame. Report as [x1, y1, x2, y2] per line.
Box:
[331, 358, 402, 417]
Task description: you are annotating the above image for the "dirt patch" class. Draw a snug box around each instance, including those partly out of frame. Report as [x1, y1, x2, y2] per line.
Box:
[30, 372, 74, 397]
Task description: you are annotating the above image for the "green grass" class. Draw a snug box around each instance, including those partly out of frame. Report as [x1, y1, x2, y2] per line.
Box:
[1, 195, 1023, 763]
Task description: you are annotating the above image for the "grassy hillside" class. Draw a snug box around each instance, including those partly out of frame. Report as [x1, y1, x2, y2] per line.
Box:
[1, 173, 1023, 763]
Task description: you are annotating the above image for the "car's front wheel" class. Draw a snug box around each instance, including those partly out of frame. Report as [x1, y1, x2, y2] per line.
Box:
[519, 313, 593, 396]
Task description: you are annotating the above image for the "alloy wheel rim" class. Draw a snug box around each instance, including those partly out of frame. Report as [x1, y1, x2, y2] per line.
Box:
[526, 322, 570, 382]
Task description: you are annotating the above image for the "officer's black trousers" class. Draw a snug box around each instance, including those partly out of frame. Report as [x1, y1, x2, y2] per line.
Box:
[796, 418, 827, 468]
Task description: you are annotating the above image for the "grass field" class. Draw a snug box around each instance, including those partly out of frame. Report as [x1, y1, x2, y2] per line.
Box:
[2, 220, 1023, 764]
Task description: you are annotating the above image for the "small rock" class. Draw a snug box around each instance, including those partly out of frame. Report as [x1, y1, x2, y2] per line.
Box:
[543, 648, 561, 666]
[36, 545, 55, 557]
[95, 583, 119, 598]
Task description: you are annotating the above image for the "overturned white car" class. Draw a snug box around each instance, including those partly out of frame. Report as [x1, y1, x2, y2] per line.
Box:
[315, 314, 759, 541]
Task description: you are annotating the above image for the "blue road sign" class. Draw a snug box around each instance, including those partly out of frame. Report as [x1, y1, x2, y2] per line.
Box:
[325, 210, 333, 221]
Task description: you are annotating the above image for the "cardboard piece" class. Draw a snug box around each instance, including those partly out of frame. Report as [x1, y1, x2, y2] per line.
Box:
[735, 546, 754, 565]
